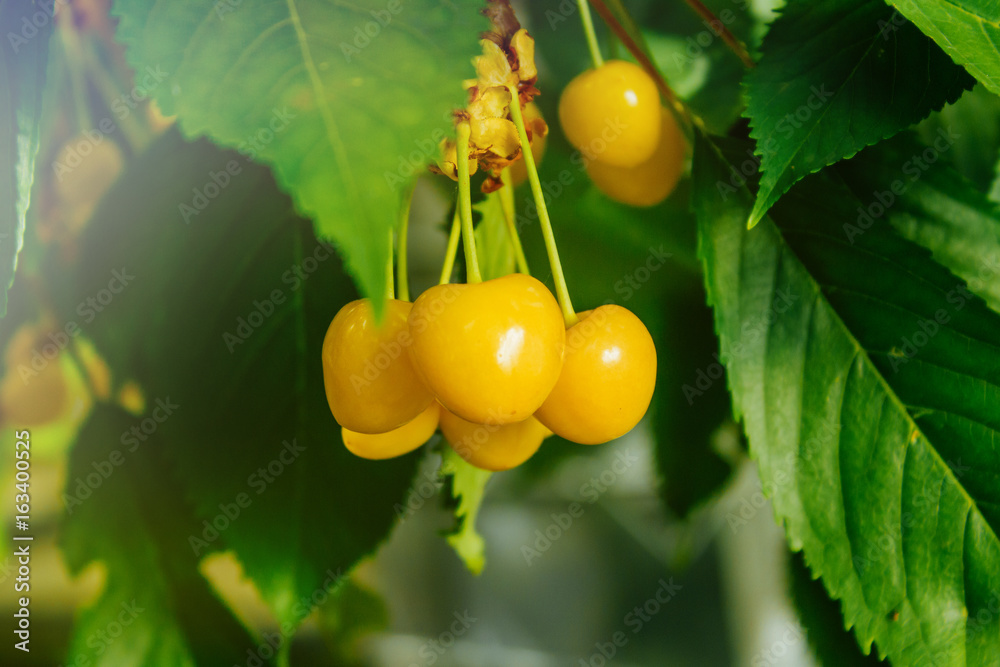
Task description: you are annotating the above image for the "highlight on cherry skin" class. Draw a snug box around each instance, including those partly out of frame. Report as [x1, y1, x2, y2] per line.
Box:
[321, 298, 433, 435]
[558, 59, 662, 168]
[407, 273, 566, 426]
[535, 305, 657, 445]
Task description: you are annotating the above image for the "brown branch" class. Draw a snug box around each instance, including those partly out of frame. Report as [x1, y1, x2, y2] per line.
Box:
[681, 0, 756, 69]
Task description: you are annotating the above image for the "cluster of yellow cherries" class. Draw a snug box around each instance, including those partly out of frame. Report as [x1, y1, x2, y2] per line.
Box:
[322, 17, 681, 472]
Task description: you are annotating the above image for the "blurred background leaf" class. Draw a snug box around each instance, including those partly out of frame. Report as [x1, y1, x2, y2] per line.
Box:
[0, 0, 55, 315]
[60, 405, 262, 666]
[55, 129, 422, 633]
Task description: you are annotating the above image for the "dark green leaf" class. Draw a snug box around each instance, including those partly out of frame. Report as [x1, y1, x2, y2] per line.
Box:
[0, 0, 54, 315]
[694, 133, 1000, 665]
[60, 405, 261, 666]
[887, 0, 1000, 96]
[59, 130, 420, 630]
[744, 0, 973, 226]
[789, 551, 884, 667]
[837, 132, 1000, 313]
[916, 85, 1000, 191]
[652, 271, 734, 517]
[111, 0, 486, 313]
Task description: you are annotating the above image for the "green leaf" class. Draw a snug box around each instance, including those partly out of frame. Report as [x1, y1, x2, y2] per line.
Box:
[59, 130, 420, 631]
[789, 551, 885, 666]
[744, 0, 973, 226]
[694, 134, 1000, 665]
[61, 406, 261, 666]
[0, 0, 54, 316]
[111, 0, 486, 313]
[473, 191, 515, 281]
[652, 271, 735, 517]
[314, 578, 388, 663]
[441, 447, 492, 575]
[837, 132, 1000, 313]
[887, 0, 1000, 97]
[916, 85, 1000, 192]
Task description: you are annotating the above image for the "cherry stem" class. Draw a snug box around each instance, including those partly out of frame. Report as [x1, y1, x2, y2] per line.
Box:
[505, 85, 578, 327]
[456, 122, 483, 284]
[385, 228, 395, 300]
[577, 0, 605, 69]
[680, 0, 755, 69]
[498, 169, 530, 275]
[397, 180, 415, 301]
[586, 0, 696, 135]
[439, 207, 462, 285]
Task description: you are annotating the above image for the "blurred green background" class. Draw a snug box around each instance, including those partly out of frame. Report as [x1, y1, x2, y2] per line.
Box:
[11, 0, 995, 664]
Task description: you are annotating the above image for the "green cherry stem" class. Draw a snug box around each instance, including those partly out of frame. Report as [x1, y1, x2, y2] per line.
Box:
[397, 180, 415, 301]
[385, 227, 395, 300]
[456, 122, 483, 284]
[577, 0, 605, 69]
[439, 207, 461, 285]
[498, 169, 530, 275]
[505, 86, 578, 327]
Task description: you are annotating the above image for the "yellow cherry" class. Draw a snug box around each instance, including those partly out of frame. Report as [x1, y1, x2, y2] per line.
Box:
[440, 407, 548, 471]
[407, 274, 565, 425]
[322, 299, 433, 434]
[558, 60, 661, 168]
[342, 402, 440, 460]
[535, 305, 656, 444]
[586, 108, 685, 207]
